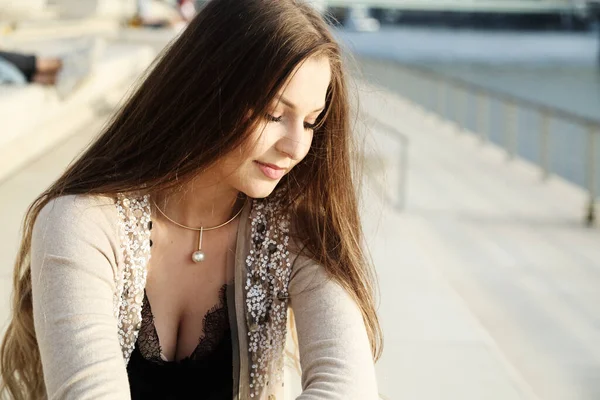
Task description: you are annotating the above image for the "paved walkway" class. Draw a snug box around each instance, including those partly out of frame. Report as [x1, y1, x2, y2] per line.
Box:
[1, 56, 599, 399]
[359, 81, 600, 400]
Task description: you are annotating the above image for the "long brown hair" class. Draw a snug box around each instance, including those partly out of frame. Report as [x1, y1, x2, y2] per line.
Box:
[0, 1, 383, 398]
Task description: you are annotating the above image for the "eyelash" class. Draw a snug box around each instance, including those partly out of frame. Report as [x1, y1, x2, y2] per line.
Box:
[266, 114, 318, 130]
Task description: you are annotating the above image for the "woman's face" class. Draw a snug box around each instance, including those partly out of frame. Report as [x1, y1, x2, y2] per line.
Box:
[218, 56, 332, 199]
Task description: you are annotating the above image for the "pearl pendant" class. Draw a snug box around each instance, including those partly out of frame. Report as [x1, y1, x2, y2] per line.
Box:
[192, 250, 205, 263]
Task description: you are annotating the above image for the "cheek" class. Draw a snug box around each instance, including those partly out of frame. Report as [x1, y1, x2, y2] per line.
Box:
[305, 132, 315, 155]
[247, 124, 272, 153]
[221, 150, 245, 170]
[296, 131, 314, 162]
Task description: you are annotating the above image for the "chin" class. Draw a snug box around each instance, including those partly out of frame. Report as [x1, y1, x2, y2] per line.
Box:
[239, 181, 279, 199]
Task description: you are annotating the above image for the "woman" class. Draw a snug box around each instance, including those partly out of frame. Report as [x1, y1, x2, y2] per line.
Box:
[0, 0, 382, 398]
[0, 38, 101, 98]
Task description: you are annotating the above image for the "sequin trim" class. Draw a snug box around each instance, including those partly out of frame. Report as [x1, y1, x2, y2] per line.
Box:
[113, 192, 291, 399]
[245, 191, 291, 398]
[115, 193, 152, 364]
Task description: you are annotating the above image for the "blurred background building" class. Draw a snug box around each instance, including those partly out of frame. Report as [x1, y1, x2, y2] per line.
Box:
[1, 1, 599, 399]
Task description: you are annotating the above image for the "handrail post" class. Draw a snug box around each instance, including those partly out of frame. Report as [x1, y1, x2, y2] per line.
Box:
[397, 135, 409, 211]
[477, 93, 489, 144]
[506, 101, 518, 160]
[464, 89, 470, 134]
[452, 85, 459, 129]
[429, 78, 437, 114]
[540, 112, 551, 180]
[458, 88, 467, 134]
[586, 125, 597, 226]
[437, 80, 446, 119]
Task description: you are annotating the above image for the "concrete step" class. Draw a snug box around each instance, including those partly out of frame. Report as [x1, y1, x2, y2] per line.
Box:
[356, 79, 600, 399]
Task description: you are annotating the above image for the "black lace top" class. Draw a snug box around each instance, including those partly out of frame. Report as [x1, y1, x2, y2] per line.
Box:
[127, 284, 234, 399]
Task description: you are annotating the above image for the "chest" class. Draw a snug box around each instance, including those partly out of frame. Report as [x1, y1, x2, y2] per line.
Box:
[142, 221, 238, 361]
[115, 192, 293, 398]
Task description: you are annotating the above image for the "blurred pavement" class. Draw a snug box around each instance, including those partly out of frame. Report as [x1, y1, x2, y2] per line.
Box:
[359, 82, 600, 400]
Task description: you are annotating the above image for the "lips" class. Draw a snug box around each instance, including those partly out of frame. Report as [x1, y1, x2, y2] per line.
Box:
[255, 161, 286, 180]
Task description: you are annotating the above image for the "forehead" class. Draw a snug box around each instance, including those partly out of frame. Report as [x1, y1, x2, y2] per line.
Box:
[276, 57, 331, 113]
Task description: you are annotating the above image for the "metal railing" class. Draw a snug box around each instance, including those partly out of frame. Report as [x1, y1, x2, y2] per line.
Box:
[364, 59, 600, 226]
[361, 112, 410, 211]
[325, 0, 577, 13]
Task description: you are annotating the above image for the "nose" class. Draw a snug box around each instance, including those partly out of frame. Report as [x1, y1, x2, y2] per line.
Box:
[275, 120, 312, 161]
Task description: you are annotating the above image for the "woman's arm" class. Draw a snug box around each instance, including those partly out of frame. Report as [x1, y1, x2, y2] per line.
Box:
[30, 195, 131, 399]
[289, 255, 379, 399]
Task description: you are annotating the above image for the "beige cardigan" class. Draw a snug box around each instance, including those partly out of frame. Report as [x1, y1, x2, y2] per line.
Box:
[30, 193, 378, 399]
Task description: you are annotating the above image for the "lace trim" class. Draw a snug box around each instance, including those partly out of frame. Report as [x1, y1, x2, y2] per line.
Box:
[137, 284, 230, 364]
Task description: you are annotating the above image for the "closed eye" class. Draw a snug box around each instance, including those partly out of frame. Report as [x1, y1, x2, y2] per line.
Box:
[266, 114, 318, 131]
[266, 114, 282, 123]
[304, 121, 318, 130]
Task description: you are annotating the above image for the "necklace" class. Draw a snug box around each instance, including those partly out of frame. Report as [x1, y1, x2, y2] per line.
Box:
[152, 197, 247, 263]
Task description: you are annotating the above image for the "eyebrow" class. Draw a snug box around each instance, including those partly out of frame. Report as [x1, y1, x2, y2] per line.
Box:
[278, 96, 325, 114]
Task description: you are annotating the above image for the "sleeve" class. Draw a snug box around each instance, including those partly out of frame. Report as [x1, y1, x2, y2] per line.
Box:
[30, 195, 132, 400]
[289, 255, 379, 399]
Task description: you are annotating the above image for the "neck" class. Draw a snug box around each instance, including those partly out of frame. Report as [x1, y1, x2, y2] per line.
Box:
[152, 177, 245, 229]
